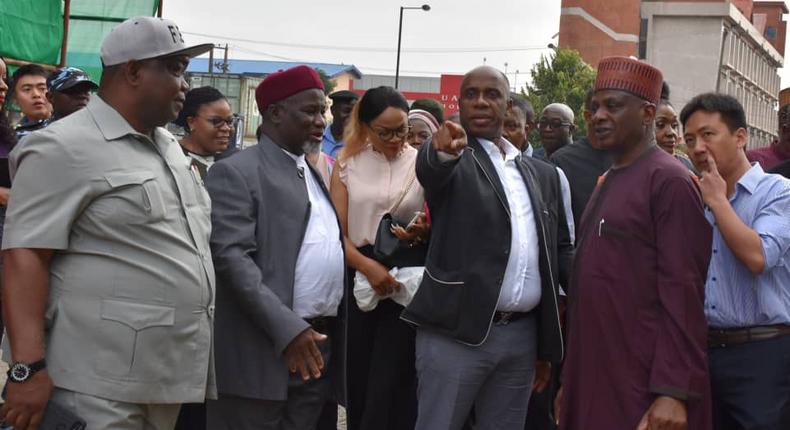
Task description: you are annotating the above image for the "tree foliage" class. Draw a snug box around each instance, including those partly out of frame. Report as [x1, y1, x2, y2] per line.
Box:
[525, 48, 596, 143]
[315, 68, 337, 95]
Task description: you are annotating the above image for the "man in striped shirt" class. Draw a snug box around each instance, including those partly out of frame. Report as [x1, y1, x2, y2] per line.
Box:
[682, 93, 790, 430]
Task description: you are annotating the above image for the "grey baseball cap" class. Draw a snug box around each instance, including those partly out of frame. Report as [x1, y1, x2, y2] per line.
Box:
[100, 16, 213, 67]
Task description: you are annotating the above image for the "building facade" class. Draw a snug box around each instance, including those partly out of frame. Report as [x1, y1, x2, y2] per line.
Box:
[185, 59, 362, 139]
[559, 0, 787, 148]
[351, 74, 464, 115]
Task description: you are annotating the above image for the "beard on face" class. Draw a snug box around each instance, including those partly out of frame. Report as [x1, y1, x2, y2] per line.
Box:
[302, 140, 321, 154]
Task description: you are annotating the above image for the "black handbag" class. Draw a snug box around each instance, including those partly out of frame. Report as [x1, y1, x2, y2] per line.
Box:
[372, 172, 427, 268]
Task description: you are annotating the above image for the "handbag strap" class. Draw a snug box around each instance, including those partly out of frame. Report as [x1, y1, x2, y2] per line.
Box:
[389, 170, 417, 214]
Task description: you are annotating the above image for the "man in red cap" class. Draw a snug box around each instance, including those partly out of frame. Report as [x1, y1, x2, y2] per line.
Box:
[205, 65, 346, 429]
[557, 57, 713, 430]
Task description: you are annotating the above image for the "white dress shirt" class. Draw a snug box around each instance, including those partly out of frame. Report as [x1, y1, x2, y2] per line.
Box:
[284, 150, 346, 319]
[478, 138, 542, 312]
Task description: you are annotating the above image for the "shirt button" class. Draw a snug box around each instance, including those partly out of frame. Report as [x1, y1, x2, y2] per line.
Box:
[712, 277, 717, 281]
[504, 248, 509, 255]
[713, 249, 718, 254]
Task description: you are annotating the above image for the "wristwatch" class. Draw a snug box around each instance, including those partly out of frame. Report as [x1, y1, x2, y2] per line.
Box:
[7, 359, 46, 383]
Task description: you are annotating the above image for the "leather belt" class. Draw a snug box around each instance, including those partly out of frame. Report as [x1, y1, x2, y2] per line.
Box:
[708, 324, 790, 348]
[493, 311, 532, 326]
[305, 316, 335, 334]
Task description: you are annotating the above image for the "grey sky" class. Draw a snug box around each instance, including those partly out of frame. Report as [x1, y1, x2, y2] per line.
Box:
[165, 0, 790, 89]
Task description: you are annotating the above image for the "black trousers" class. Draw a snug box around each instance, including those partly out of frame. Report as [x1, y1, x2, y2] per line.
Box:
[710, 334, 790, 430]
[346, 251, 417, 430]
[174, 403, 205, 430]
[524, 366, 559, 430]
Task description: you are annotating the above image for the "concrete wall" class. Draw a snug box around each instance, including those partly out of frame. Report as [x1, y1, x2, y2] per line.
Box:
[644, 15, 724, 109]
[642, 1, 781, 148]
[353, 74, 440, 93]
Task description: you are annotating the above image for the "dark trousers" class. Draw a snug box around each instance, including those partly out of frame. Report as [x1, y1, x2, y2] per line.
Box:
[206, 337, 333, 430]
[524, 366, 559, 430]
[710, 334, 790, 430]
[174, 403, 205, 430]
[316, 401, 338, 430]
[346, 293, 417, 430]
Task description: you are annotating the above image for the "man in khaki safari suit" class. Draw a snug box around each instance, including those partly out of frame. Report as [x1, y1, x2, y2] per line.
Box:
[0, 17, 216, 430]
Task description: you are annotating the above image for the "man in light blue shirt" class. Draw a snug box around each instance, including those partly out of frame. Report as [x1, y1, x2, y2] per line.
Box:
[321, 90, 358, 158]
[682, 92, 790, 430]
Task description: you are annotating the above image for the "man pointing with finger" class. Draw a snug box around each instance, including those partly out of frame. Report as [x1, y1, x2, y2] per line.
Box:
[402, 66, 573, 430]
[205, 65, 346, 430]
[682, 93, 790, 430]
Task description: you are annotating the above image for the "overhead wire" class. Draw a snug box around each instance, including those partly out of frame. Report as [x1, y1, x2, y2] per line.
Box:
[184, 31, 550, 54]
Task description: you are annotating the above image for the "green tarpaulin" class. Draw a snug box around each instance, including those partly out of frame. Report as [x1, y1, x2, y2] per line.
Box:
[0, 0, 63, 65]
[0, 0, 160, 80]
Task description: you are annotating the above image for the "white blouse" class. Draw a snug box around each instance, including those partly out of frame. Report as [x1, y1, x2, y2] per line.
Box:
[337, 144, 425, 247]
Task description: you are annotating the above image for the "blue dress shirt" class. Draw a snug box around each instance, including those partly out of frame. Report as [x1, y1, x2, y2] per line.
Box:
[705, 163, 790, 328]
[321, 126, 343, 159]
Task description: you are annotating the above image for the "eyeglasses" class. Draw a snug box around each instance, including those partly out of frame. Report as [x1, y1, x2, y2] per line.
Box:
[537, 118, 572, 130]
[198, 115, 236, 129]
[372, 125, 410, 141]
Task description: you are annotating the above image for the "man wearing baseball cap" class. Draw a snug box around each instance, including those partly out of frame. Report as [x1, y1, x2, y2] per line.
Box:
[0, 16, 215, 430]
[205, 65, 346, 430]
[46, 67, 98, 122]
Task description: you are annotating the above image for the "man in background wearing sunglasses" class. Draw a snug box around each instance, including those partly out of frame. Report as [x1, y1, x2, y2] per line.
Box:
[535, 103, 575, 161]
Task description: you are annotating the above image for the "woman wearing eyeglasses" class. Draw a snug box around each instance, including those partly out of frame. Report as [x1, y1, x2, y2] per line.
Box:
[175, 86, 236, 179]
[173, 86, 235, 430]
[330, 86, 427, 430]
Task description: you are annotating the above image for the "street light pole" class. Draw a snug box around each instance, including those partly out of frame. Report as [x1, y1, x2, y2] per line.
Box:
[396, 7, 405, 89]
[395, 4, 430, 89]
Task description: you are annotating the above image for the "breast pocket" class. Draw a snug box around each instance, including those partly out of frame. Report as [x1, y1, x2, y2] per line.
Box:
[100, 172, 167, 224]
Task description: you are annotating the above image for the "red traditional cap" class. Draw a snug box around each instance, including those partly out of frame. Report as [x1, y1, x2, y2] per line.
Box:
[779, 88, 790, 109]
[595, 57, 663, 104]
[255, 65, 325, 112]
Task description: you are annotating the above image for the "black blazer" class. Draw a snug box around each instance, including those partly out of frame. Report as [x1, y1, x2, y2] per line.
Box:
[401, 136, 573, 362]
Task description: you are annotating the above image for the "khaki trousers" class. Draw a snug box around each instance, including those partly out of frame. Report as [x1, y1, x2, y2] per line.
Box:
[51, 388, 182, 430]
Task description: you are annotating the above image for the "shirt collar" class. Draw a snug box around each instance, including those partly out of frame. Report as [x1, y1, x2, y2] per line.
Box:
[87, 96, 145, 142]
[523, 142, 534, 157]
[281, 147, 307, 166]
[736, 162, 764, 195]
[478, 137, 520, 162]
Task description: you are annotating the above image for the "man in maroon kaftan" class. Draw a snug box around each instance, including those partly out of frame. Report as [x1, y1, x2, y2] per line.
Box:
[559, 57, 713, 430]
